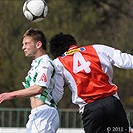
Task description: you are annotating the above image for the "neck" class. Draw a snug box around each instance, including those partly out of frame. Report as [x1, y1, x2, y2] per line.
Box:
[34, 50, 46, 59]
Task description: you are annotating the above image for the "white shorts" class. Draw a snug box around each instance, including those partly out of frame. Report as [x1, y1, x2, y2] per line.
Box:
[26, 104, 59, 133]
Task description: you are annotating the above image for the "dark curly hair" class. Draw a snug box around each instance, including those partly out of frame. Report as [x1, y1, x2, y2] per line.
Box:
[49, 33, 77, 58]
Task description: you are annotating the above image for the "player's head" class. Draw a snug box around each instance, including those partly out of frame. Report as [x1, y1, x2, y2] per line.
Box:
[49, 33, 77, 58]
[23, 27, 47, 50]
[22, 28, 47, 58]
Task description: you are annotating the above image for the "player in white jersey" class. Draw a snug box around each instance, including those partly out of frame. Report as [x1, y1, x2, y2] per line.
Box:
[0, 28, 63, 133]
[49, 33, 133, 133]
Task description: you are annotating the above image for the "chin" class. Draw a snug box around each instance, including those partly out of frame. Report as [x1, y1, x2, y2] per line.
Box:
[24, 54, 28, 57]
[25, 54, 30, 57]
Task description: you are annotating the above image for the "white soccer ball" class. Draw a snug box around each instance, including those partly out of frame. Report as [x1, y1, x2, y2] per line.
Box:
[23, 0, 48, 22]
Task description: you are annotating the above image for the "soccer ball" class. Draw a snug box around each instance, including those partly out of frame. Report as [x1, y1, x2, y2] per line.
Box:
[23, 0, 48, 22]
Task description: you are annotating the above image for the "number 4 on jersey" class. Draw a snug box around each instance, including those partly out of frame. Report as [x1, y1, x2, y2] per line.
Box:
[73, 52, 91, 73]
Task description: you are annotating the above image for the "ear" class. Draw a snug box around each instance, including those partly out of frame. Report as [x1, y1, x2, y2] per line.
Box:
[36, 41, 42, 49]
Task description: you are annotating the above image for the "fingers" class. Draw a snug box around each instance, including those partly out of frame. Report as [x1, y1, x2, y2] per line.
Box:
[0, 93, 8, 103]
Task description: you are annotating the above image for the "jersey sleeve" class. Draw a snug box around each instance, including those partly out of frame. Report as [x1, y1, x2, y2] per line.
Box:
[35, 60, 54, 88]
[52, 59, 65, 103]
[94, 44, 133, 69]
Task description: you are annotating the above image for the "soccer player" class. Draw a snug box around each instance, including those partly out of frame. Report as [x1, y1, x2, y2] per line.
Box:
[0, 28, 63, 133]
[49, 33, 133, 133]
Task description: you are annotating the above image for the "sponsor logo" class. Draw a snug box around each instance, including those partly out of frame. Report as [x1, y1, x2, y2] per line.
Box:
[62, 47, 86, 58]
[39, 73, 47, 82]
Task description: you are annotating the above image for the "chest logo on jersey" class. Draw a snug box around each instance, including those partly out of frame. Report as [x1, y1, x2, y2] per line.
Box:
[39, 73, 47, 82]
[62, 47, 86, 58]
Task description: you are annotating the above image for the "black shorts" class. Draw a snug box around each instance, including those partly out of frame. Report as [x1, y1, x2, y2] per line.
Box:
[82, 96, 129, 133]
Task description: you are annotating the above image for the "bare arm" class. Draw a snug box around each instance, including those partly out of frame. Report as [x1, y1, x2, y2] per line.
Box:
[0, 85, 44, 104]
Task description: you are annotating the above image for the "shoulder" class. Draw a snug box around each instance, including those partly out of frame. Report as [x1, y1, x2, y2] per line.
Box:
[37, 55, 54, 69]
[92, 44, 115, 51]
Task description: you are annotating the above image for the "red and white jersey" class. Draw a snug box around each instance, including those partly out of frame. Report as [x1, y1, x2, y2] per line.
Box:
[53, 44, 133, 113]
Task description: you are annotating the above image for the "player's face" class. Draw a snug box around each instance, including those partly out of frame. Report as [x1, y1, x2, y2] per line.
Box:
[22, 36, 37, 58]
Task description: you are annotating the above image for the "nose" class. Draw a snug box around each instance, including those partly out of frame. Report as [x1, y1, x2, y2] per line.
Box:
[22, 44, 25, 50]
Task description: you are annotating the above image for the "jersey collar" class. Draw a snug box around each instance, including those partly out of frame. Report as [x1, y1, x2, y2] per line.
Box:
[68, 45, 77, 50]
[32, 54, 48, 64]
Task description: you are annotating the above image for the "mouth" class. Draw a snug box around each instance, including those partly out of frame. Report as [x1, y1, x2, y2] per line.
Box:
[24, 50, 27, 53]
[24, 51, 28, 55]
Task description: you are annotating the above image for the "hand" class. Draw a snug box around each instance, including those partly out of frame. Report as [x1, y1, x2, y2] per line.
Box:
[0, 92, 13, 103]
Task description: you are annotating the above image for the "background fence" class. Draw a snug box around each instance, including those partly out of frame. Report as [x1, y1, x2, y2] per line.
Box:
[0, 108, 82, 128]
[0, 108, 132, 128]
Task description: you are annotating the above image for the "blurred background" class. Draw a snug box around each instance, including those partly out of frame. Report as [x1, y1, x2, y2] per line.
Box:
[0, 0, 133, 128]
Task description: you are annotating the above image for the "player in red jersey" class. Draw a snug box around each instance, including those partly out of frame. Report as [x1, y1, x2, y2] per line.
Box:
[49, 33, 133, 133]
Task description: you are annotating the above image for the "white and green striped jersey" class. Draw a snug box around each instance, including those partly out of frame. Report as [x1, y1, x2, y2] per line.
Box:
[22, 54, 56, 107]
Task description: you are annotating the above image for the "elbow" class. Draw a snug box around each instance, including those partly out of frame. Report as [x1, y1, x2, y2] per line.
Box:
[52, 90, 64, 103]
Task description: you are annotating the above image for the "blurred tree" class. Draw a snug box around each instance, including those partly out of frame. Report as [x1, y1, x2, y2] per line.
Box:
[0, 0, 133, 110]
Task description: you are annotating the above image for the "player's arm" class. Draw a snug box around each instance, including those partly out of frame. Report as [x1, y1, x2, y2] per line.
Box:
[107, 46, 133, 69]
[111, 48, 133, 69]
[52, 59, 65, 103]
[94, 44, 133, 69]
[0, 85, 44, 104]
